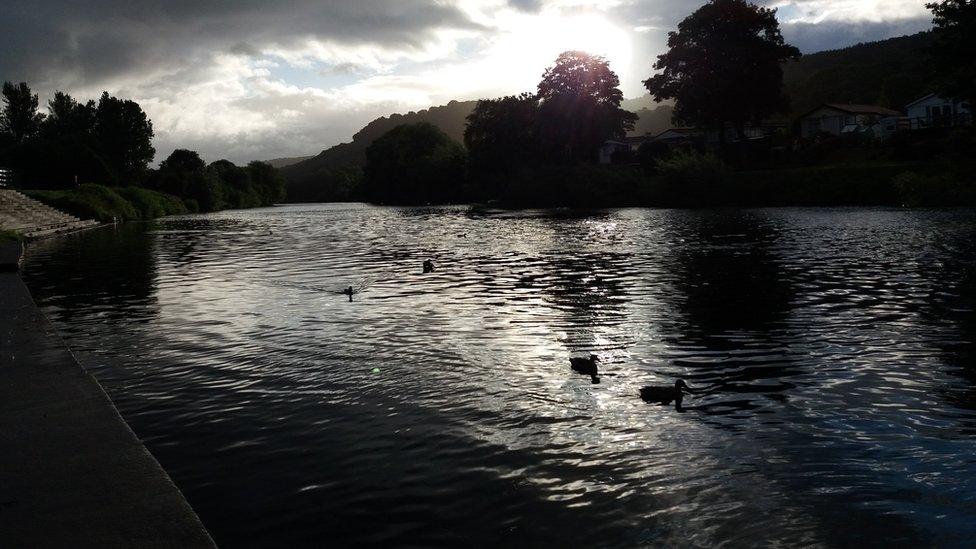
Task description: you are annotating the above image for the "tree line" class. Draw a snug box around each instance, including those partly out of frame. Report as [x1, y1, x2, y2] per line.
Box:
[0, 85, 284, 212]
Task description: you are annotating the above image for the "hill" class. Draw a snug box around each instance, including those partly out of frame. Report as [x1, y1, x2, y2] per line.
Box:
[783, 31, 936, 116]
[281, 100, 476, 202]
[266, 156, 314, 169]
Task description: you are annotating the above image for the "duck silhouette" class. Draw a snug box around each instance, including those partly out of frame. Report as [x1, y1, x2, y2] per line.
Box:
[423, 259, 435, 273]
[640, 379, 695, 405]
[341, 286, 355, 302]
[570, 355, 601, 384]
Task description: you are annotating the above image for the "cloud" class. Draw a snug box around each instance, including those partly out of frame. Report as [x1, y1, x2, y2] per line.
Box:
[781, 16, 932, 53]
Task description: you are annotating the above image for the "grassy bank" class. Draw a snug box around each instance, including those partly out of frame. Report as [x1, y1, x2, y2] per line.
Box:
[25, 184, 188, 223]
[475, 157, 976, 209]
[0, 229, 24, 244]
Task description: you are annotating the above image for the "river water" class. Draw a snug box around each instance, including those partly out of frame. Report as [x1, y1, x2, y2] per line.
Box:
[20, 204, 976, 547]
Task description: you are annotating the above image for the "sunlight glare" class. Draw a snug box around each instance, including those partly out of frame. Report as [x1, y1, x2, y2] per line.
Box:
[493, 11, 632, 89]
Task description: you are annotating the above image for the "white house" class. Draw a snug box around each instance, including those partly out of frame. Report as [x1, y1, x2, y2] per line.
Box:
[798, 104, 902, 139]
[905, 93, 972, 130]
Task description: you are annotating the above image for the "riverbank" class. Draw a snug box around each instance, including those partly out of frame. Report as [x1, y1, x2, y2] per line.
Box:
[0, 245, 214, 547]
[24, 184, 189, 223]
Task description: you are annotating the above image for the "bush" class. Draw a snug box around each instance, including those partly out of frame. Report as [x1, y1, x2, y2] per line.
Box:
[0, 229, 24, 244]
[115, 186, 189, 219]
[473, 164, 648, 208]
[893, 171, 976, 207]
[652, 149, 729, 206]
[26, 184, 137, 222]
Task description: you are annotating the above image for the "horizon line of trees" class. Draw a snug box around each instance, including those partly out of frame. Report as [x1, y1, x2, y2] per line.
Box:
[0, 84, 285, 212]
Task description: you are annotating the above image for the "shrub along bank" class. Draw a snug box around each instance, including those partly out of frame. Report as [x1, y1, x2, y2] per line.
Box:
[25, 184, 187, 223]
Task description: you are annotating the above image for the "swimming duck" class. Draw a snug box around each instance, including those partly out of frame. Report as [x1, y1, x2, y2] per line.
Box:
[423, 259, 435, 273]
[640, 379, 694, 405]
[570, 355, 601, 384]
[342, 286, 355, 302]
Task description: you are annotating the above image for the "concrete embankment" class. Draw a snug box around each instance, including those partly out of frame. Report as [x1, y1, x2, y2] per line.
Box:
[0, 248, 215, 547]
[0, 189, 100, 239]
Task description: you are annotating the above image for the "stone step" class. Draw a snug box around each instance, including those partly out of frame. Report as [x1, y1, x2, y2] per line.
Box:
[0, 189, 100, 239]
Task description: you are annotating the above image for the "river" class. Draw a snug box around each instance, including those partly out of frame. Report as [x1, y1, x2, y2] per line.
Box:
[20, 204, 976, 547]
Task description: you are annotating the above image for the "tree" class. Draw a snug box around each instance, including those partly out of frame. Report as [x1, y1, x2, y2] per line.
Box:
[148, 149, 221, 211]
[247, 161, 287, 205]
[1, 82, 45, 143]
[159, 148, 206, 174]
[464, 93, 539, 174]
[364, 122, 467, 204]
[94, 92, 155, 184]
[42, 91, 95, 139]
[927, 0, 976, 107]
[209, 159, 261, 209]
[535, 51, 637, 162]
[645, 0, 800, 141]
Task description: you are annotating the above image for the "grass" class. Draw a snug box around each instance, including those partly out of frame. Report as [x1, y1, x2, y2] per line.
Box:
[0, 229, 24, 244]
[25, 184, 188, 222]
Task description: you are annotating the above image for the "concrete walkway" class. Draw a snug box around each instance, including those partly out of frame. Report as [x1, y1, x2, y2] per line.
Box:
[0, 269, 215, 547]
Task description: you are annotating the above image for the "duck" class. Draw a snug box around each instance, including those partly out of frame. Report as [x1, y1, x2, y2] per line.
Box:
[570, 355, 601, 384]
[423, 259, 435, 273]
[341, 286, 355, 302]
[639, 379, 695, 405]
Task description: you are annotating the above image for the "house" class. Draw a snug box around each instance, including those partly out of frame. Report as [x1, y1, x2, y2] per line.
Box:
[797, 104, 902, 139]
[703, 122, 788, 146]
[905, 93, 972, 130]
[598, 135, 661, 164]
[651, 128, 696, 145]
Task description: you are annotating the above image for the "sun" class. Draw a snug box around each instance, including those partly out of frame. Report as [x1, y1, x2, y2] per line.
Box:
[540, 14, 632, 67]
[487, 11, 633, 90]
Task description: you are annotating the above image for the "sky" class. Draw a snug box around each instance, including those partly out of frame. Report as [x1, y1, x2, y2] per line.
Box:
[0, 0, 934, 164]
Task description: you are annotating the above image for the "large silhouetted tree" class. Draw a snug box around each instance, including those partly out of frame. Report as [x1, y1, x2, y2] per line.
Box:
[535, 51, 637, 163]
[1, 82, 44, 144]
[42, 92, 96, 139]
[149, 148, 222, 211]
[927, 0, 976, 107]
[645, 0, 800, 141]
[464, 93, 539, 174]
[94, 92, 155, 184]
[364, 122, 466, 204]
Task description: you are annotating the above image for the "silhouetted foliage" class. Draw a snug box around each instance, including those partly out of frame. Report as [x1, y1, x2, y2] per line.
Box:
[646, 0, 800, 140]
[147, 149, 220, 211]
[464, 93, 539, 174]
[636, 140, 673, 170]
[364, 122, 467, 204]
[927, 0, 976, 106]
[42, 92, 96, 139]
[535, 51, 637, 163]
[94, 92, 155, 184]
[0, 82, 44, 144]
[247, 161, 287, 205]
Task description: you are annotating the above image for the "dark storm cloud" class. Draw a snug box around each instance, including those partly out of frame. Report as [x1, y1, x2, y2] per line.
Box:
[0, 0, 483, 87]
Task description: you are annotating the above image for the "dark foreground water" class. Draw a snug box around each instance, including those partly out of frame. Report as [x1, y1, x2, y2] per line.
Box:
[20, 205, 976, 547]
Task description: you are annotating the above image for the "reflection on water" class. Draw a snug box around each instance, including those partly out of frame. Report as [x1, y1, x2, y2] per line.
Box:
[20, 205, 976, 547]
